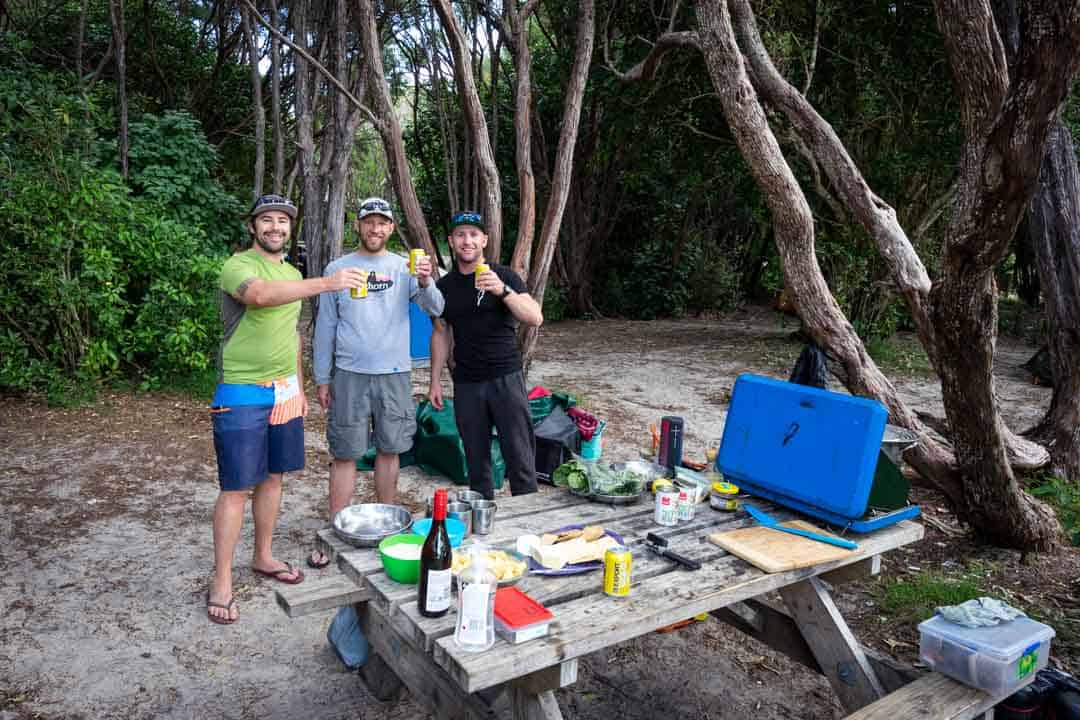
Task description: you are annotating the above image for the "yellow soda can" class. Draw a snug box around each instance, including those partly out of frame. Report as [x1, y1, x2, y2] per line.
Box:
[474, 262, 490, 285]
[603, 545, 632, 598]
[409, 248, 426, 275]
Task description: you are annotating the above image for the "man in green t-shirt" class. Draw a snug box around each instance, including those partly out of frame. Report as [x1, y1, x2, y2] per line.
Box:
[207, 194, 365, 626]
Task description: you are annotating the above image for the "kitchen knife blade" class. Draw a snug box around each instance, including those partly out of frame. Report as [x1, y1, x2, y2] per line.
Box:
[644, 539, 702, 570]
[744, 503, 858, 550]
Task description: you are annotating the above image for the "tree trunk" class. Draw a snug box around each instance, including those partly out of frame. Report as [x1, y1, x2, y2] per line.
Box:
[519, 0, 596, 371]
[292, 0, 325, 278]
[433, 0, 503, 261]
[240, 2, 266, 200]
[927, 0, 1080, 550]
[506, 3, 541, 279]
[108, 0, 128, 179]
[356, 0, 438, 263]
[269, 0, 285, 194]
[694, 0, 964, 511]
[1023, 123, 1080, 482]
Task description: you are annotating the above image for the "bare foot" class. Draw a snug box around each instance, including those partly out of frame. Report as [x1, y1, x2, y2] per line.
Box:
[207, 582, 238, 625]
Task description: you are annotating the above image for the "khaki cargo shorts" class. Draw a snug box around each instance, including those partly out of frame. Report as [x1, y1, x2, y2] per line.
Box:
[326, 370, 416, 460]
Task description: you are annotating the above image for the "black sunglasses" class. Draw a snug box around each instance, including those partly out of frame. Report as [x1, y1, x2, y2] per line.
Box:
[360, 200, 392, 213]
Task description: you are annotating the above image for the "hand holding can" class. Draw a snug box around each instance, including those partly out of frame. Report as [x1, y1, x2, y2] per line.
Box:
[474, 262, 490, 289]
[409, 248, 427, 276]
[350, 270, 369, 299]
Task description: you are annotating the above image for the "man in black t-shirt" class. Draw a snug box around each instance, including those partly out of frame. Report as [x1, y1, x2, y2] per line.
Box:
[428, 210, 544, 499]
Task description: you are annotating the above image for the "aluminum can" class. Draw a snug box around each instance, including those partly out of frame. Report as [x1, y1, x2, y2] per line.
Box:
[655, 488, 679, 526]
[409, 248, 426, 275]
[676, 487, 695, 522]
[474, 262, 490, 284]
[603, 545, 632, 597]
[350, 277, 368, 299]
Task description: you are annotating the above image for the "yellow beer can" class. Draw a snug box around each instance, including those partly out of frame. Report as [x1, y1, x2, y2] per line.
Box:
[350, 272, 368, 299]
[474, 262, 490, 282]
[409, 248, 426, 275]
[603, 545, 632, 598]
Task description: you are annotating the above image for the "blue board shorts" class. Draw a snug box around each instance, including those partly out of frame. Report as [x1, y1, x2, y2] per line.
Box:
[212, 377, 306, 491]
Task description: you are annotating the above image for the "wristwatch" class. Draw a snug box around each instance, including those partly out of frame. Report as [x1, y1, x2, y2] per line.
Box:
[500, 285, 515, 299]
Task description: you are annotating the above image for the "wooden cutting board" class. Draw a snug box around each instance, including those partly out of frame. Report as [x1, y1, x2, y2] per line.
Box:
[708, 521, 856, 573]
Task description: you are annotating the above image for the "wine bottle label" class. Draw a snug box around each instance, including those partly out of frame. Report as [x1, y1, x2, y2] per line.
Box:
[459, 583, 491, 644]
[424, 569, 452, 612]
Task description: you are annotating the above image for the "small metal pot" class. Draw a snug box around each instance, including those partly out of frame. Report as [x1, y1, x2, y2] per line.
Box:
[446, 501, 473, 536]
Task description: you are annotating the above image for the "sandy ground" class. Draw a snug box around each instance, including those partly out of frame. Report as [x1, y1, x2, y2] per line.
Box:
[0, 307, 1057, 720]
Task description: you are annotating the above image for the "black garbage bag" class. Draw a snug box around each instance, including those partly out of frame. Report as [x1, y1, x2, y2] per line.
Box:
[789, 341, 828, 389]
[1021, 345, 1054, 387]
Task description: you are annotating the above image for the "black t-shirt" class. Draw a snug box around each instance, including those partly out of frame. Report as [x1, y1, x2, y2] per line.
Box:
[437, 264, 528, 383]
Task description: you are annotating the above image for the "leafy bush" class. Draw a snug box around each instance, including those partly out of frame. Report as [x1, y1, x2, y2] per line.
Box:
[0, 50, 227, 402]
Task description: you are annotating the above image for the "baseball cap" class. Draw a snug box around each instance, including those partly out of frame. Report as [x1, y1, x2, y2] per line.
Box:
[358, 197, 394, 221]
[449, 210, 485, 232]
[250, 194, 297, 219]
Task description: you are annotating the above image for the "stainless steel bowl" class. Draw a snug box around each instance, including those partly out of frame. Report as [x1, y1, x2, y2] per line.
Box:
[882, 424, 920, 464]
[333, 503, 413, 547]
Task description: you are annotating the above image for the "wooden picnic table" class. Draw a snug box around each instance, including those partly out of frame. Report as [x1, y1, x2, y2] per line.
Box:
[282, 489, 925, 720]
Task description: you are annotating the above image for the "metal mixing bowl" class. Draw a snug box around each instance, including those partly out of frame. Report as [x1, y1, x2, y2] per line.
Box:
[881, 424, 920, 464]
[333, 504, 413, 547]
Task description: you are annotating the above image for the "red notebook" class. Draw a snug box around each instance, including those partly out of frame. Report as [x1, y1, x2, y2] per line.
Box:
[494, 587, 553, 629]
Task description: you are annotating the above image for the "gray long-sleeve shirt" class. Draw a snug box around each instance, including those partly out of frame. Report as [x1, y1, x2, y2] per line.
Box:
[313, 252, 444, 383]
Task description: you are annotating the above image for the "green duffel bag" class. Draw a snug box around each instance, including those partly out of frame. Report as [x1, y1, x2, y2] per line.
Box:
[356, 399, 503, 489]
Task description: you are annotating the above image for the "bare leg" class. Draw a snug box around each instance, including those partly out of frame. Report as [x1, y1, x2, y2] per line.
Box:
[210, 490, 248, 622]
[373, 451, 399, 504]
[329, 458, 359, 520]
[251, 473, 301, 580]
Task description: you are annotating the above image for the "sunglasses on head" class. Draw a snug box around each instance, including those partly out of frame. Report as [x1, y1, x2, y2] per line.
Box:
[452, 211, 483, 225]
[252, 194, 295, 210]
[360, 199, 392, 213]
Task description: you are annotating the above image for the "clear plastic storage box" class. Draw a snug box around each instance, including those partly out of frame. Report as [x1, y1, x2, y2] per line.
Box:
[918, 615, 1055, 696]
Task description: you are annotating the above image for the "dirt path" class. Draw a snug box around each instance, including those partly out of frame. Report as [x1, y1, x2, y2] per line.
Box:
[0, 308, 1068, 720]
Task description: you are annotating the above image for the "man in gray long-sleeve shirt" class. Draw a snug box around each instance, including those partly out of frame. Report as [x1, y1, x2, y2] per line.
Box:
[311, 198, 443, 567]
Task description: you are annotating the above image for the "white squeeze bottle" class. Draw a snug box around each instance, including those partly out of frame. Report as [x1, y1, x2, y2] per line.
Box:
[454, 544, 496, 651]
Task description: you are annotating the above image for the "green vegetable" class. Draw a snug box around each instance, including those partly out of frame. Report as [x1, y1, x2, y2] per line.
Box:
[554, 460, 590, 491]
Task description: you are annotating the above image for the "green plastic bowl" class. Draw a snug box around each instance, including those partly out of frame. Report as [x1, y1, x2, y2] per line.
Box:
[378, 533, 425, 584]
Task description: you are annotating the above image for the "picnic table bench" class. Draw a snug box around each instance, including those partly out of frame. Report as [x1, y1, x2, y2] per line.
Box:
[277, 490, 996, 719]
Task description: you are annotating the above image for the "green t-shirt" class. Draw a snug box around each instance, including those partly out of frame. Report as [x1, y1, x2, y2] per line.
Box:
[218, 250, 302, 384]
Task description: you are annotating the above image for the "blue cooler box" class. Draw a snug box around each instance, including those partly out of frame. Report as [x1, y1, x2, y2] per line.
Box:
[717, 373, 920, 532]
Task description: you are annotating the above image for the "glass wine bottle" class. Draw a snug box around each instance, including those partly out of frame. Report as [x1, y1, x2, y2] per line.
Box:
[418, 488, 453, 618]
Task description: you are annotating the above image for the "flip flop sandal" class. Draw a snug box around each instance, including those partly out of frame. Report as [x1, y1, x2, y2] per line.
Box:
[252, 561, 305, 585]
[206, 595, 238, 625]
[307, 550, 331, 569]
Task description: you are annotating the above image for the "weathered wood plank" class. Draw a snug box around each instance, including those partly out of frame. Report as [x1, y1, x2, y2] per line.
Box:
[712, 597, 919, 694]
[395, 527, 731, 653]
[509, 688, 564, 720]
[359, 650, 405, 701]
[780, 576, 885, 713]
[841, 672, 996, 720]
[821, 555, 881, 585]
[434, 520, 923, 692]
[357, 602, 498, 720]
[274, 573, 370, 617]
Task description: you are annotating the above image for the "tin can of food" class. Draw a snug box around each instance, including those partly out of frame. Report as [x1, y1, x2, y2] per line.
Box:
[710, 481, 740, 512]
[676, 487, 695, 521]
[603, 545, 632, 597]
[655, 488, 679, 526]
[651, 478, 675, 495]
[350, 276, 368, 299]
[409, 248, 426, 275]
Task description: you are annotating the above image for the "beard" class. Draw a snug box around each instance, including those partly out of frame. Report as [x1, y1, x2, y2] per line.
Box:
[255, 232, 287, 254]
[361, 234, 388, 253]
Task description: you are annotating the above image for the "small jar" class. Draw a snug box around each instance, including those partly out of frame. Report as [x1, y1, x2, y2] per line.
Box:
[710, 481, 740, 512]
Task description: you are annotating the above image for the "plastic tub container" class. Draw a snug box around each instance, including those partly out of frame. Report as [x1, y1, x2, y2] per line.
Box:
[494, 587, 553, 644]
[411, 517, 467, 547]
[918, 615, 1055, 696]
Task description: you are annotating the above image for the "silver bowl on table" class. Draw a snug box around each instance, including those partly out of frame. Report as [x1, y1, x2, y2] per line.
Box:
[881, 424, 920, 464]
[333, 503, 413, 548]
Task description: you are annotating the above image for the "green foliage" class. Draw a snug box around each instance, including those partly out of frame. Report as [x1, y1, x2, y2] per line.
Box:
[102, 111, 246, 251]
[1025, 472, 1080, 547]
[997, 296, 1045, 343]
[541, 284, 569, 323]
[864, 335, 934, 375]
[0, 47, 226, 403]
[876, 564, 987, 623]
